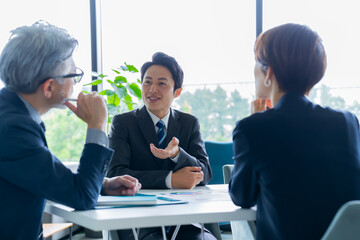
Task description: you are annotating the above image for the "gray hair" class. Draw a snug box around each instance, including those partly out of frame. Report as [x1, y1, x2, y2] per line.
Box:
[0, 21, 78, 93]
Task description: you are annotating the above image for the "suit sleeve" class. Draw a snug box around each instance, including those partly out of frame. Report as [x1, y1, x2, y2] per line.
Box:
[228, 121, 258, 208]
[107, 115, 171, 189]
[0, 118, 113, 210]
[174, 117, 213, 185]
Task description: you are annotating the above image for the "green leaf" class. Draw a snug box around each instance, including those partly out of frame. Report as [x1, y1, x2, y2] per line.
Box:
[123, 95, 133, 110]
[107, 104, 120, 116]
[80, 61, 142, 134]
[124, 62, 139, 73]
[112, 83, 127, 99]
[83, 79, 102, 86]
[107, 94, 120, 106]
[82, 90, 89, 94]
[107, 79, 115, 85]
[98, 73, 107, 79]
[120, 65, 128, 71]
[114, 94, 121, 106]
[128, 83, 142, 99]
[115, 76, 127, 84]
[111, 69, 120, 74]
[107, 103, 116, 107]
[66, 110, 74, 116]
[99, 89, 115, 96]
[124, 95, 135, 111]
[124, 94, 133, 104]
[126, 102, 134, 111]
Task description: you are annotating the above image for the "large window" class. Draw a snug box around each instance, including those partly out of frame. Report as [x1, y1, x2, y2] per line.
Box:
[4, 1, 356, 160]
[102, 0, 256, 142]
[263, 0, 360, 118]
[0, 0, 92, 161]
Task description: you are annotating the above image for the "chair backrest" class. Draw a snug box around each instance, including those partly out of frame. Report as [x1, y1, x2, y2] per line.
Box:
[321, 200, 360, 240]
[222, 164, 234, 184]
[204, 141, 233, 184]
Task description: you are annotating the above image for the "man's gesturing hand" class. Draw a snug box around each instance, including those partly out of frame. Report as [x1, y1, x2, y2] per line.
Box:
[150, 137, 180, 159]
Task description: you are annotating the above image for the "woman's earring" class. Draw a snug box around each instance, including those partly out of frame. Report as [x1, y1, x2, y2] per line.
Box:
[264, 78, 271, 87]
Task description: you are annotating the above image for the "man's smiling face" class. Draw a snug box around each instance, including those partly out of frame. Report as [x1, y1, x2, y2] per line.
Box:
[141, 65, 181, 119]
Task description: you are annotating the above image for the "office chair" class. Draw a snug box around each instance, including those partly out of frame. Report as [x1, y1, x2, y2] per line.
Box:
[222, 164, 234, 184]
[222, 164, 256, 240]
[43, 223, 73, 239]
[321, 200, 360, 240]
[204, 141, 234, 185]
[203, 141, 235, 238]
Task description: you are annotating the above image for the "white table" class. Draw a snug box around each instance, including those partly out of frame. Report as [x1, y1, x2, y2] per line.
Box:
[45, 184, 256, 239]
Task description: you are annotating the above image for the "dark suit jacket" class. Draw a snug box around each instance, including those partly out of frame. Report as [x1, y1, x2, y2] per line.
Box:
[0, 88, 114, 240]
[107, 106, 212, 189]
[229, 92, 360, 240]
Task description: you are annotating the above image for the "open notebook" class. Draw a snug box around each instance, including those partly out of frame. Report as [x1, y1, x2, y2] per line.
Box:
[96, 193, 188, 208]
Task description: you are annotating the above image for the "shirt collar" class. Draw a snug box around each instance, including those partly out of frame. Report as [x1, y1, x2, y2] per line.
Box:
[146, 107, 171, 129]
[17, 94, 42, 125]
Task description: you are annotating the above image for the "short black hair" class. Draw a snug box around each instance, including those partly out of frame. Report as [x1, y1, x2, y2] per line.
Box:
[140, 52, 184, 90]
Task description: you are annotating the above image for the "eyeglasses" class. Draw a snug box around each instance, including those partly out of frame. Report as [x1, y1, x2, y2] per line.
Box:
[39, 67, 84, 85]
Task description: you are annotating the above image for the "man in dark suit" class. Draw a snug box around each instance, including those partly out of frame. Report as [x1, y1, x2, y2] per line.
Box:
[0, 21, 141, 240]
[107, 52, 215, 240]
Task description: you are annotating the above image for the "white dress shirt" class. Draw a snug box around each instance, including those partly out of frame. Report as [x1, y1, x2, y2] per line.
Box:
[146, 108, 180, 188]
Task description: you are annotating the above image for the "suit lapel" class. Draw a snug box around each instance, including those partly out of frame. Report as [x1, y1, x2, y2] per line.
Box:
[166, 109, 181, 144]
[137, 106, 170, 169]
[137, 106, 159, 147]
[1, 88, 48, 146]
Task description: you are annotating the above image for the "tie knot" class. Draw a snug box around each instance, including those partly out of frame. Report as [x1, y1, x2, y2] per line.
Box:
[156, 120, 165, 129]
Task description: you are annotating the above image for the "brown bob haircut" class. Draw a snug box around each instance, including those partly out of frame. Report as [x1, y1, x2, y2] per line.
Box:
[254, 23, 327, 94]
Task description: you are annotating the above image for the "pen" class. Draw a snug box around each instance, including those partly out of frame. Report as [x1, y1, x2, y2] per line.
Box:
[63, 98, 77, 102]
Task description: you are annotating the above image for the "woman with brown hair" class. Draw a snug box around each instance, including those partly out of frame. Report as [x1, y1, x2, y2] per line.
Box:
[229, 23, 360, 240]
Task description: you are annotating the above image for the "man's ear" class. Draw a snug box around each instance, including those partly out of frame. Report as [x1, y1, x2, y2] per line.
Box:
[174, 88, 182, 98]
[42, 79, 56, 99]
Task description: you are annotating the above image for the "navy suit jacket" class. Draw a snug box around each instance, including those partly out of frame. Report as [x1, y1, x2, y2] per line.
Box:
[0, 88, 114, 240]
[107, 106, 212, 189]
[229, 92, 360, 240]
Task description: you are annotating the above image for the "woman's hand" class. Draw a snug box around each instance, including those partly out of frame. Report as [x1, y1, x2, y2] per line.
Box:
[251, 98, 272, 114]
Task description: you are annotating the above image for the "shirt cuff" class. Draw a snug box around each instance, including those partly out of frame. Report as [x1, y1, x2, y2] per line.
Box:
[100, 177, 109, 196]
[86, 129, 108, 147]
[165, 171, 173, 188]
[170, 151, 180, 163]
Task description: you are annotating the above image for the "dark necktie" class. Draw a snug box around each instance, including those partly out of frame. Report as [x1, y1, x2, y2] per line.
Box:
[156, 120, 166, 149]
[40, 122, 46, 132]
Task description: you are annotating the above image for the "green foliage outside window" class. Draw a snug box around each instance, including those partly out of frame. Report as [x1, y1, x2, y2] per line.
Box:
[43, 109, 86, 162]
[175, 86, 250, 142]
[176, 84, 360, 142]
[44, 81, 360, 161]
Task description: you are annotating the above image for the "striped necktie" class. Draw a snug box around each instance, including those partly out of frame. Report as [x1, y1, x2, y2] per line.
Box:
[156, 120, 166, 149]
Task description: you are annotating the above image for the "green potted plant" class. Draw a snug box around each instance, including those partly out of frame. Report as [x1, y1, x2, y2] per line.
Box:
[83, 62, 142, 132]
